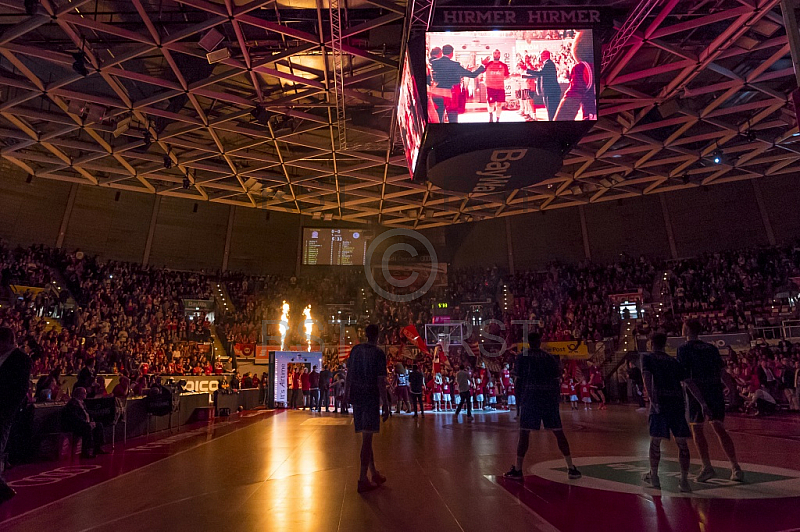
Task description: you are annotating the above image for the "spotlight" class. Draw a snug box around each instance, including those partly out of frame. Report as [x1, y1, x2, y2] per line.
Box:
[71, 52, 88, 77]
[745, 130, 757, 142]
[251, 106, 270, 125]
[163, 155, 172, 169]
[142, 130, 152, 148]
[183, 176, 191, 189]
[711, 150, 723, 164]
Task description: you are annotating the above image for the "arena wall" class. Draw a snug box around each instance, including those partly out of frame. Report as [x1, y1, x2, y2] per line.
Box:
[2, 162, 800, 273]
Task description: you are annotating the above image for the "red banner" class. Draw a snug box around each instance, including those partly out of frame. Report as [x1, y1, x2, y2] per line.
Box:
[401, 324, 430, 355]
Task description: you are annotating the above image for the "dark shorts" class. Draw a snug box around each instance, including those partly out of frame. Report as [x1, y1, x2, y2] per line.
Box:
[649, 406, 691, 439]
[687, 388, 726, 423]
[395, 386, 410, 402]
[519, 397, 562, 431]
[487, 87, 506, 103]
[352, 401, 380, 434]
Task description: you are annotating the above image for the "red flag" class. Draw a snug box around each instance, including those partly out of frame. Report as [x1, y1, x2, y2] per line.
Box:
[401, 324, 430, 355]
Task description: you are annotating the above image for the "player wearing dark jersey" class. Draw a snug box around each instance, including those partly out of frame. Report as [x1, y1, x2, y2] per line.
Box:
[678, 320, 743, 483]
[344, 324, 390, 493]
[503, 333, 581, 481]
[641, 333, 692, 492]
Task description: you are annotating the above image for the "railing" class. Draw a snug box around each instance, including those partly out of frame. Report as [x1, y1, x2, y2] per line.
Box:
[783, 320, 800, 339]
[752, 325, 784, 342]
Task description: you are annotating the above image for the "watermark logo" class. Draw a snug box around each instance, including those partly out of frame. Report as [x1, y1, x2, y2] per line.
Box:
[364, 228, 438, 303]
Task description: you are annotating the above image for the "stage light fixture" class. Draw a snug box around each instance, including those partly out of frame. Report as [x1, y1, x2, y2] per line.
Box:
[712, 150, 723, 164]
[163, 155, 172, 169]
[183, 176, 191, 189]
[142, 130, 152, 148]
[251, 106, 272, 125]
[746, 130, 757, 142]
[71, 52, 89, 76]
[24, 0, 38, 16]
[312, 212, 322, 220]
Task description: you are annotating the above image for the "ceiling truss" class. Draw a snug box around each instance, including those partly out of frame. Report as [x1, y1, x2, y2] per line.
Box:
[0, 0, 797, 229]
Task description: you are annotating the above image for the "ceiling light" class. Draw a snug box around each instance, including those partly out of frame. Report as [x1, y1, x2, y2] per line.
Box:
[206, 48, 230, 64]
[198, 28, 225, 52]
[113, 117, 131, 138]
[711, 150, 723, 164]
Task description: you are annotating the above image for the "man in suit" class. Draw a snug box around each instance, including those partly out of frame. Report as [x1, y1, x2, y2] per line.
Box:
[429, 44, 485, 123]
[0, 327, 31, 503]
[525, 50, 561, 121]
[75, 357, 96, 391]
[64, 387, 107, 459]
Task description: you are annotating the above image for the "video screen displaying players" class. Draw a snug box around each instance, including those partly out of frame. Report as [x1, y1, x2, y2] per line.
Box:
[302, 228, 369, 266]
[425, 29, 596, 124]
[397, 52, 425, 177]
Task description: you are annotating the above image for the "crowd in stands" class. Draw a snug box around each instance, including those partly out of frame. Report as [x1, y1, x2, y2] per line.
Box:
[3, 235, 800, 418]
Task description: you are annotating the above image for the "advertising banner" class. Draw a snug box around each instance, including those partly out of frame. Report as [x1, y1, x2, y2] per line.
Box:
[234, 343, 256, 357]
[273, 351, 323, 406]
[664, 333, 750, 356]
[517, 340, 592, 359]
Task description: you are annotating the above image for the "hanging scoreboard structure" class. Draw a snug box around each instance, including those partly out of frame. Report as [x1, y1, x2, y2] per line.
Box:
[398, 5, 613, 194]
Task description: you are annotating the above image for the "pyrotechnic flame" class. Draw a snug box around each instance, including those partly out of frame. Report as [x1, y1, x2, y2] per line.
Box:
[303, 305, 312, 352]
[279, 301, 289, 350]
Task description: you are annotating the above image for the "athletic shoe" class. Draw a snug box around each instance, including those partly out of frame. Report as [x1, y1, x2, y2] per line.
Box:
[372, 471, 387, 485]
[641, 471, 661, 489]
[0, 483, 16, 504]
[695, 466, 716, 483]
[678, 479, 692, 493]
[503, 466, 524, 481]
[730, 467, 744, 482]
[568, 467, 582, 480]
[357, 479, 379, 493]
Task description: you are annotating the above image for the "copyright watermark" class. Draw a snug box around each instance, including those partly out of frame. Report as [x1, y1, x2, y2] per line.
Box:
[364, 228, 438, 303]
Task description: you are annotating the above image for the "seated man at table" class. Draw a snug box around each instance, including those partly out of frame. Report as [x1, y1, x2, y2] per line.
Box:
[63, 387, 107, 458]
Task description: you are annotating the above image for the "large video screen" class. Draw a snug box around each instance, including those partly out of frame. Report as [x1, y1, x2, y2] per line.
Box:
[302, 228, 369, 266]
[425, 29, 596, 124]
[397, 52, 425, 177]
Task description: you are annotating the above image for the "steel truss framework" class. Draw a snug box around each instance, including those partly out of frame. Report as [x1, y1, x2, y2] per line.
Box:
[0, 0, 798, 230]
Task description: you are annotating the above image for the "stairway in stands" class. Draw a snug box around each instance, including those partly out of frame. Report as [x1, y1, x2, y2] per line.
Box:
[209, 281, 233, 358]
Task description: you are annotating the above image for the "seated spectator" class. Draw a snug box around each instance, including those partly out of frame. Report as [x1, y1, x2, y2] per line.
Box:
[88, 375, 108, 398]
[63, 387, 106, 458]
[112, 376, 131, 399]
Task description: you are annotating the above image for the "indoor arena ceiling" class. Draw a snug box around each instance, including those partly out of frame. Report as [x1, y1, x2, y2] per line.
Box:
[0, 0, 797, 228]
